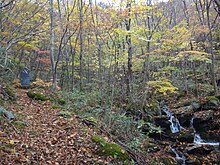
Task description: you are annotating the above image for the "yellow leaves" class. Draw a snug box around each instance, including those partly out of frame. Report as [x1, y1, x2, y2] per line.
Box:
[147, 79, 178, 95]
[9, 140, 15, 145]
[17, 41, 39, 52]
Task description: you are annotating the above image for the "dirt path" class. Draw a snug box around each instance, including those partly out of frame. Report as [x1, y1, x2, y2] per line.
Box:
[0, 88, 110, 164]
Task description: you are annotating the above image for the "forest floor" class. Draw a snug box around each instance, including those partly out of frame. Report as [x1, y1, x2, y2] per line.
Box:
[0, 88, 115, 164]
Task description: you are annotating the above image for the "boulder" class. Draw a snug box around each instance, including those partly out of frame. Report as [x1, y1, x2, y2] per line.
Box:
[153, 115, 170, 132]
[185, 144, 214, 155]
[0, 106, 15, 120]
[170, 129, 194, 143]
[160, 155, 177, 165]
[174, 106, 193, 127]
[202, 96, 219, 110]
[194, 110, 214, 130]
[185, 159, 201, 165]
[97, 142, 129, 160]
[207, 96, 219, 106]
[175, 99, 201, 111]
[207, 130, 220, 141]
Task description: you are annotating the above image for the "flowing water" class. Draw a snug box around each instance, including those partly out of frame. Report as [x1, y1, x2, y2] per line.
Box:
[194, 134, 220, 146]
[171, 147, 186, 165]
[161, 105, 220, 165]
[161, 106, 184, 133]
[190, 116, 219, 146]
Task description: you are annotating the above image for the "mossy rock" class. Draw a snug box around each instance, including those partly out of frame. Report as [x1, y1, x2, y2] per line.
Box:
[27, 91, 47, 101]
[85, 116, 98, 126]
[3, 84, 17, 101]
[97, 142, 129, 160]
[206, 96, 219, 106]
[91, 135, 106, 144]
[52, 105, 61, 109]
[57, 99, 66, 105]
[57, 111, 72, 118]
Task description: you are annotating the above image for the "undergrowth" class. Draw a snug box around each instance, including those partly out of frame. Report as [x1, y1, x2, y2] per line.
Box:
[58, 89, 156, 153]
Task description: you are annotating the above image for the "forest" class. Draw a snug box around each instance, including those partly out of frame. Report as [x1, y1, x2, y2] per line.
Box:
[0, 0, 220, 164]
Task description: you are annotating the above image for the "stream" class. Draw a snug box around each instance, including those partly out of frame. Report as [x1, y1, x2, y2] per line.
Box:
[161, 105, 220, 165]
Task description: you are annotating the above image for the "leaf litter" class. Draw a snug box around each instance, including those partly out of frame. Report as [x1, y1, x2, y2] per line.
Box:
[0, 88, 114, 164]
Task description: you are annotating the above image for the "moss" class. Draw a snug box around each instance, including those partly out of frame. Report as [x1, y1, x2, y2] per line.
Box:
[57, 99, 66, 105]
[0, 99, 4, 105]
[97, 142, 129, 160]
[207, 96, 219, 101]
[57, 111, 72, 118]
[27, 91, 47, 101]
[206, 96, 219, 106]
[13, 121, 27, 129]
[12, 79, 21, 88]
[85, 116, 98, 126]
[4, 85, 17, 100]
[91, 135, 106, 144]
[52, 105, 61, 109]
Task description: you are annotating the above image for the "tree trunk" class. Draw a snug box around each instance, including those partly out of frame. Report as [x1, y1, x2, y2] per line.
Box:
[49, 0, 56, 89]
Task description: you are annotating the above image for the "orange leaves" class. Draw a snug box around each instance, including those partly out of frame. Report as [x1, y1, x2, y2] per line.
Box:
[36, 57, 51, 65]
[37, 50, 50, 55]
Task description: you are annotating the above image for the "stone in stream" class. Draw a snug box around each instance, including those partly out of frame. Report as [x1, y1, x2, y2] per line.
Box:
[174, 106, 194, 127]
[193, 110, 214, 131]
[170, 128, 194, 143]
[185, 144, 215, 155]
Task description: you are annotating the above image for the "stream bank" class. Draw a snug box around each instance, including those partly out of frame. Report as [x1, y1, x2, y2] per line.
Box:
[148, 97, 220, 164]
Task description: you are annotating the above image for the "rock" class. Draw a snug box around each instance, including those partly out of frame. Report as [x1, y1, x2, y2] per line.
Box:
[207, 96, 219, 106]
[1, 84, 17, 101]
[141, 138, 160, 153]
[207, 130, 220, 141]
[185, 159, 201, 165]
[185, 144, 214, 155]
[193, 110, 214, 130]
[170, 129, 194, 143]
[174, 106, 193, 127]
[92, 135, 128, 160]
[153, 115, 171, 132]
[175, 99, 201, 111]
[96, 142, 129, 160]
[27, 90, 47, 101]
[191, 101, 201, 111]
[91, 135, 106, 144]
[57, 111, 72, 118]
[160, 155, 177, 165]
[0, 106, 15, 120]
[201, 96, 219, 110]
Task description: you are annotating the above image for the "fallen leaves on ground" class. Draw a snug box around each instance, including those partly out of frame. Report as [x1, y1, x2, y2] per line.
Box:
[0, 88, 113, 164]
